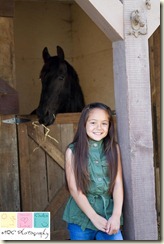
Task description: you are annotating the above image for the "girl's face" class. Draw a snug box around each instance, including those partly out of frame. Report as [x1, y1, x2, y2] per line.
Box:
[86, 108, 109, 141]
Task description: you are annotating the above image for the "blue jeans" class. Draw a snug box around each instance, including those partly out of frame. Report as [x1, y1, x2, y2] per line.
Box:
[68, 223, 123, 240]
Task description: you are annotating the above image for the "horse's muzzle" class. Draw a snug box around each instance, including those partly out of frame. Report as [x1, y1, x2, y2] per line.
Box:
[36, 108, 55, 126]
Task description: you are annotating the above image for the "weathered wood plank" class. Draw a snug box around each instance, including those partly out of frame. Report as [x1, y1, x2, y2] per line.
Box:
[28, 123, 64, 169]
[0, 115, 20, 211]
[52, 124, 74, 236]
[47, 156, 64, 202]
[44, 185, 69, 219]
[17, 123, 33, 211]
[60, 124, 74, 153]
[24, 113, 80, 125]
[55, 113, 81, 124]
[45, 123, 63, 201]
[28, 124, 48, 211]
[47, 123, 62, 150]
[18, 122, 49, 211]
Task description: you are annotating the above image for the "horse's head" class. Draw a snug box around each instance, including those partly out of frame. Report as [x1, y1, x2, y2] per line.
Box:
[35, 45, 85, 126]
[36, 46, 68, 126]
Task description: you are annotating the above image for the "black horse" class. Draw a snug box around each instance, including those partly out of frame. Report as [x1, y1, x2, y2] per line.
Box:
[35, 45, 85, 126]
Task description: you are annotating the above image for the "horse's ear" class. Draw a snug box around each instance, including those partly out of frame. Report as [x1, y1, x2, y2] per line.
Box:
[57, 46, 65, 61]
[42, 47, 50, 63]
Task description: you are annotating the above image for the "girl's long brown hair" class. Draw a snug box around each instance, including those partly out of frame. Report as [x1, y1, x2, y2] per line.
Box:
[65, 102, 118, 195]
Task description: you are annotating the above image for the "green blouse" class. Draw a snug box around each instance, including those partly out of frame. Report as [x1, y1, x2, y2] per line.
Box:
[63, 139, 123, 231]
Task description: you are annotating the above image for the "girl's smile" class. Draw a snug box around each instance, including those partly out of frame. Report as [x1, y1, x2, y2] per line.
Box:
[86, 108, 109, 141]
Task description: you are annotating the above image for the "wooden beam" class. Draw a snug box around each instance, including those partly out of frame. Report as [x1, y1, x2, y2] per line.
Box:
[23, 113, 80, 125]
[112, 0, 159, 240]
[147, 0, 160, 38]
[28, 124, 65, 169]
[55, 113, 80, 124]
[113, 43, 158, 240]
[74, 0, 123, 41]
[75, 0, 160, 42]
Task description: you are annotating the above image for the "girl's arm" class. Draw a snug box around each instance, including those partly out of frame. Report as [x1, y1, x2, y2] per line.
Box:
[106, 144, 124, 235]
[65, 147, 108, 232]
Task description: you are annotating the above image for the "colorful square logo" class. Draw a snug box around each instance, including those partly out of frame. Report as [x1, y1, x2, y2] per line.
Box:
[17, 212, 33, 228]
[0, 212, 16, 228]
[34, 212, 50, 228]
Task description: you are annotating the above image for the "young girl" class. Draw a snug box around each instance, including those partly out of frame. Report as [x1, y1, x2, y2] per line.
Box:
[63, 102, 123, 240]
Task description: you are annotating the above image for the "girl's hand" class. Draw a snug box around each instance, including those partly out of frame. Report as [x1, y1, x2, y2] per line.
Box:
[90, 213, 108, 232]
[105, 214, 120, 235]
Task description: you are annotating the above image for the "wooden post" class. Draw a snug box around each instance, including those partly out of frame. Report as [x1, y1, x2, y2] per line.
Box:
[112, 0, 159, 240]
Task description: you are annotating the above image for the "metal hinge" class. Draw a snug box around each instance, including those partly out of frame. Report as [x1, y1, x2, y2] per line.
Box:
[2, 117, 31, 124]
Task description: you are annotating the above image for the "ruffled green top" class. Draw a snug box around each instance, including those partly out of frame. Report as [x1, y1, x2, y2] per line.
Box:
[63, 139, 123, 231]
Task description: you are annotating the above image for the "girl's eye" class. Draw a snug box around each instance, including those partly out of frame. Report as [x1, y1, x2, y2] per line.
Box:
[102, 123, 108, 126]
